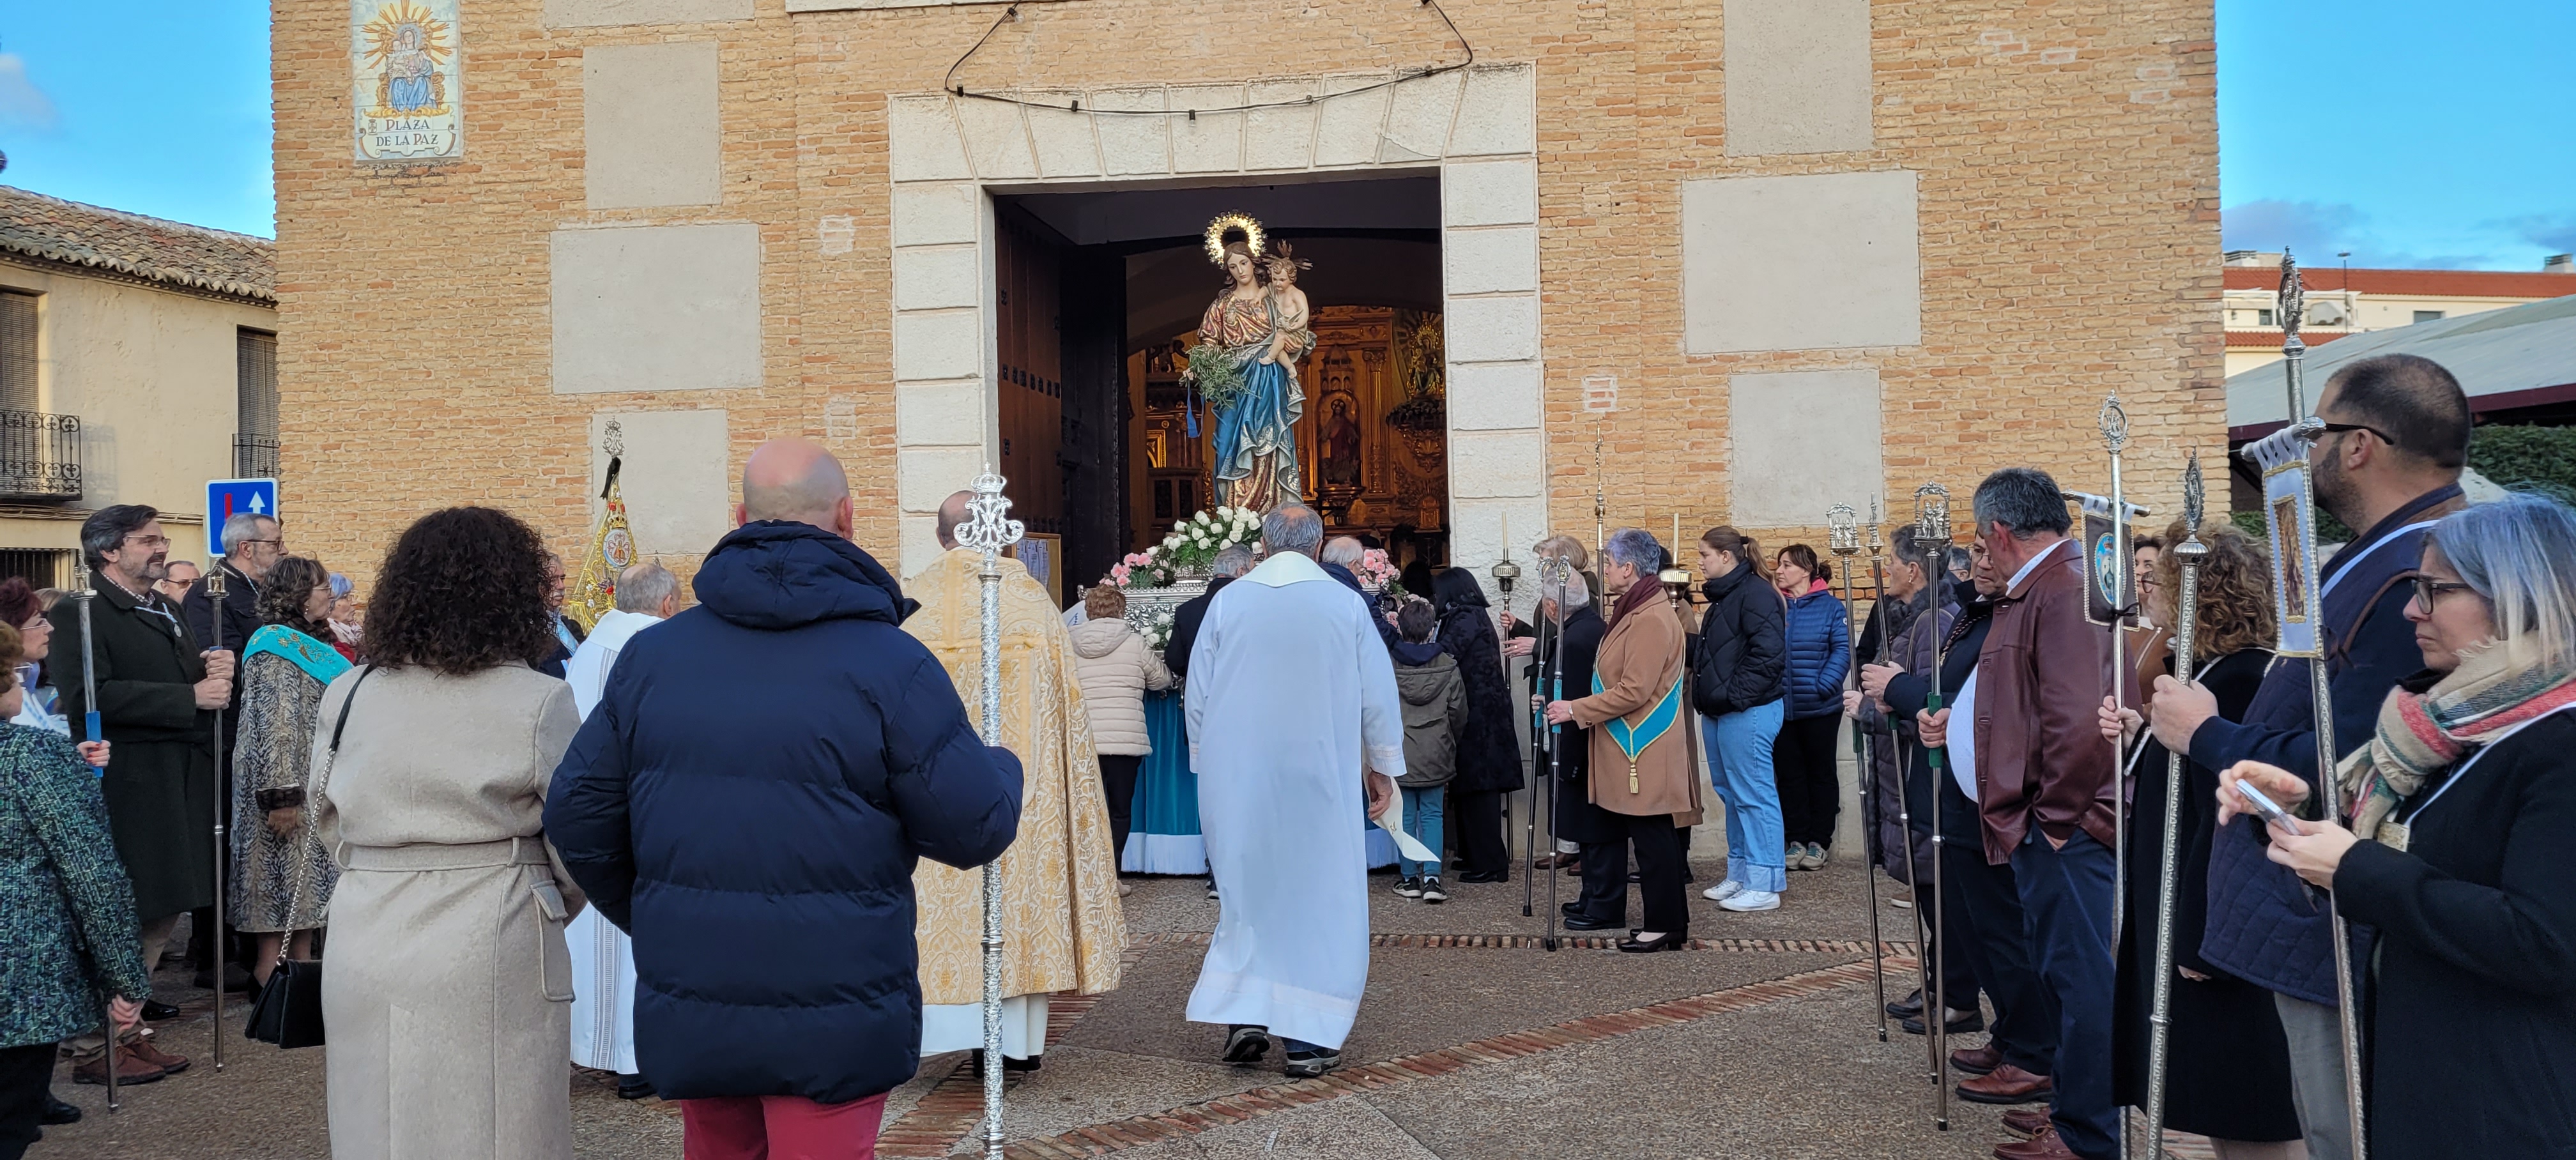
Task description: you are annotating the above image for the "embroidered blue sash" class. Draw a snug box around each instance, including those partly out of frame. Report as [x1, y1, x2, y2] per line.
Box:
[243, 625, 353, 687]
[1595, 669, 1682, 791]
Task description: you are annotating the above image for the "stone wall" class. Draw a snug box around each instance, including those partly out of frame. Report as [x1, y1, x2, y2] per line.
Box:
[274, 0, 2219, 590]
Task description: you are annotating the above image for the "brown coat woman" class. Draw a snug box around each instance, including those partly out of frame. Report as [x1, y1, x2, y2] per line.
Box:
[1549, 528, 1701, 950]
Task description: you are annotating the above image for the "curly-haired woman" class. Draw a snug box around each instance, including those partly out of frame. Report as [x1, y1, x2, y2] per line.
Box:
[2097, 519, 2300, 1156]
[314, 507, 588, 1160]
[229, 556, 346, 986]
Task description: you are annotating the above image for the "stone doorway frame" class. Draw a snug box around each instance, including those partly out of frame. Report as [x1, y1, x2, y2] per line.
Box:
[885, 65, 1546, 580]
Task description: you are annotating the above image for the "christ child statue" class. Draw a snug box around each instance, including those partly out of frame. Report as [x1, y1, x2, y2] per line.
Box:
[1264, 244, 1314, 367]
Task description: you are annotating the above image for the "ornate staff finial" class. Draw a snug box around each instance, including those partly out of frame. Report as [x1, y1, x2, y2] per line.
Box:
[602, 418, 624, 458]
[958, 466, 1025, 556]
[2181, 450, 2206, 534]
[2099, 394, 2131, 454]
[1913, 482, 1951, 550]
[1827, 504, 1860, 558]
[2279, 251, 2305, 346]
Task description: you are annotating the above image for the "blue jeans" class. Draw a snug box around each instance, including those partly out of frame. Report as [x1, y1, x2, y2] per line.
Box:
[1399, 786, 1445, 878]
[1703, 700, 1788, 893]
[2012, 828, 2119, 1160]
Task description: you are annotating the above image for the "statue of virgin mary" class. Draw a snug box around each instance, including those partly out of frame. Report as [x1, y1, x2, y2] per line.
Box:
[1191, 214, 1312, 512]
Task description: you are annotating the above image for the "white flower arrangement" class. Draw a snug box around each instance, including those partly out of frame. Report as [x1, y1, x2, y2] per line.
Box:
[1102, 506, 1264, 590]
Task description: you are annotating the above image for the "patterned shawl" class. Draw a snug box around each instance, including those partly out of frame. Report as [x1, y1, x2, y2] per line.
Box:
[2340, 634, 2576, 841]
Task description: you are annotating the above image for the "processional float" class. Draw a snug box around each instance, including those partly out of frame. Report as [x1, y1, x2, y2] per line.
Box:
[956, 468, 1023, 1160]
[2239, 252, 2369, 1158]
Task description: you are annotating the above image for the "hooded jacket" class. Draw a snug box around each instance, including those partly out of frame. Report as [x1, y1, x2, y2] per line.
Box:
[1390, 641, 1466, 788]
[1069, 616, 1171, 756]
[1780, 581, 1851, 720]
[544, 521, 1023, 1104]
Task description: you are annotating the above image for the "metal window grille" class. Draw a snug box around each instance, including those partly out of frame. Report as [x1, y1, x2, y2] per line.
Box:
[237, 329, 280, 477]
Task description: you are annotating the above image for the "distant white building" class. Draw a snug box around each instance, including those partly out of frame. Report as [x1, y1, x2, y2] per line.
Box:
[2221, 250, 2576, 378]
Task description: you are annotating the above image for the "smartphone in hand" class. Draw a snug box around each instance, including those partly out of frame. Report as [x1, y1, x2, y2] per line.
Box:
[2234, 781, 2306, 836]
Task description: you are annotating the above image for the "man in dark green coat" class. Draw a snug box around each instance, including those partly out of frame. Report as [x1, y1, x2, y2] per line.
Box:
[48, 505, 232, 986]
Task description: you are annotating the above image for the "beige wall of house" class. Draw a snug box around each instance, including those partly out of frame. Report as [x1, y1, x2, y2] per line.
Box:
[0, 256, 266, 571]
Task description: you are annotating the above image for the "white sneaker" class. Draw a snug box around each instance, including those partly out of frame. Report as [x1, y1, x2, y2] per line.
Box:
[1719, 889, 1782, 912]
[1701, 880, 1744, 903]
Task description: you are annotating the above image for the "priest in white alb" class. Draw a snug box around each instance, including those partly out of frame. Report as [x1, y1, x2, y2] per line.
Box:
[561, 561, 681, 1100]
[1184, 503, 1404, 1079]
[905, 490, 1126, 1072]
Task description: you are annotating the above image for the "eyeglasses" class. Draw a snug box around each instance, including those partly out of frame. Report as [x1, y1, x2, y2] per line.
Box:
[121, 535, 169, 550]
[2317, 422, 2395, 446]
[2401, 571, 2478, 610]
[240, 538, 284, 549]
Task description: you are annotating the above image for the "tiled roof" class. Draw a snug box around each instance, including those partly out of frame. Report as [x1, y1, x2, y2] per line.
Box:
[2221, 265, 2576, 300]
[0, 185, 273, 303]
[2225, 329, 2357, 349]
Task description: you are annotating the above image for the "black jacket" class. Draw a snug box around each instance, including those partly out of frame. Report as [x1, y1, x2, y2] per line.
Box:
[181, 562, 260, 747]
[1689, 561, 1787, 717]
[49, 579, 217, 922]
[1437, 604, 1523, 795]
[2335, 706, 2576, 1159]
[1163, 576, 1232, 683]
[544, 521, 1024, 1104]
[1535, 604, 1611, 843]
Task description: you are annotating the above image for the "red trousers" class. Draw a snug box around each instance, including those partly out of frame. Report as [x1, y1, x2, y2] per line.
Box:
[680, 1091, 888, 1160]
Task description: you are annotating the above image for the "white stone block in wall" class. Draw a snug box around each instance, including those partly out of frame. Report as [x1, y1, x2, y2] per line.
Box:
[1445, 294, 1540, 363]
[888, 96, 972, 183]
[898, 514, 945, 578]
[897, 445, 988, 514]
[1243, 79, 1320, 171]
[1728, 369, 1885, 526]
[1314, 74, 1393, 167]
[1447, 65, 1537, 158]
[1447, 495, 1551, 589]
[590, 408, 732, 558]
[583, 42, 722, 210]
[552, 223, 762, 393]
[1449, 429, 1547, 498]
[891, 183, 979, 247]
[1443, 225, 1538, 296]
[895, 379, 985, 446]
[892, 245, 980, 312]
[1023, 91, 1102, 179]
[1683, 170, 1920, 353]
[1442, 158, 1540, 227]
[1446, 360, 1544, 431]
[1725, 0, 1873, 156]
[1170, 85, 1246, 174]
[1092, 88, 1172, 176]
[546, 0, 751, 27]
[891, 309, 983, 382]
[956, 98, 1038, 181]
[1381, 71, 1463, 162]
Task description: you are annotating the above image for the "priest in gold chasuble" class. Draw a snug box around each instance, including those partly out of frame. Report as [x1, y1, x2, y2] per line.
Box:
[904, 496, 1126, 1062]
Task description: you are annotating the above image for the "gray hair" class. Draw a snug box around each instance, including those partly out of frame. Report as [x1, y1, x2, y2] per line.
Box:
[1886, 526, 1926, 573]
[1262, 504, 1324, 558]
[1601, 527, 1663, 576]
[2430, 491, 2576, 672]
[1212, 544, 1256, 578]
[220, 512, 278, 554]
[1972, 468, 2072, 538]
[614, 561, 679, 614]
[1321, 536, 1365, 568]
[1542, 561, 1591, 610]
[1948, 546, 1972, 577]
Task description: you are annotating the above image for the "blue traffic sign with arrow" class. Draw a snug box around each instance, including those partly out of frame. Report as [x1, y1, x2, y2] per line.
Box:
[205, 478, 279, 558]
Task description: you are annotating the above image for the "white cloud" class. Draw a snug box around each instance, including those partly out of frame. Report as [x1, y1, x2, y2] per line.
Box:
[0, 54, 57, 132]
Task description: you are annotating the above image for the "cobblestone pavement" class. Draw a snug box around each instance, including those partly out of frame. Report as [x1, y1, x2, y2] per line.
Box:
[33, 855, 2212, 1159]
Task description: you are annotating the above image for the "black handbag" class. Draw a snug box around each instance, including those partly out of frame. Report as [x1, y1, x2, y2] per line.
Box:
[247, 666, 372, 1049]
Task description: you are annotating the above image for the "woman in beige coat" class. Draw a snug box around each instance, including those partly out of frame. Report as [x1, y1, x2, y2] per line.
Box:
[314, 507, 587, 1160]
[1069, 585, 1170, 883]
[1546, 528, 1700, 952]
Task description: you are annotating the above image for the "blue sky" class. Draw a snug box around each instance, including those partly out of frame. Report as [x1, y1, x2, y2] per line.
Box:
[2, 2, 2572, 269]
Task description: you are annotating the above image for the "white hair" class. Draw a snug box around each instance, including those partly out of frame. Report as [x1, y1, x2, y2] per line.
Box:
[614, 561, 679, 614]
[1321, 537, 1365, 568]
[1262, 505, 1324, 558]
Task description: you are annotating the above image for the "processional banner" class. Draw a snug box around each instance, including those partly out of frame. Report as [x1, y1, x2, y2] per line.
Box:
[2242, 425, 2322, 659]
[2066, 489, 2150, 627]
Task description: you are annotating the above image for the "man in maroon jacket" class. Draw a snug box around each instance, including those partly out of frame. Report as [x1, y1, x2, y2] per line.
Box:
[1920, 466, 2115, 1160]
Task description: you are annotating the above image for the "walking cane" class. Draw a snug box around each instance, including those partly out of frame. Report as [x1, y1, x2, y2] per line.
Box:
[2248, 253, 2369, 1158]
[2142, 455, 2209, 1160]
[1540, 554, 1572, 952]
[206, 558, 229, 1072]
[72, 561, 115, 1112]
[1912, 484, 1953, 1133]
[1827, 505, 1888, 1042]
[958, 468, 1023, 1160]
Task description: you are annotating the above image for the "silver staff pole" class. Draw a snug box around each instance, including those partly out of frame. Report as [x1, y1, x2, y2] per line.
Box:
[1827, 503, 1887, 1041]
[72, 561, 116, 1112]
[2099, 397, 2135, 970]
[2143, 455, 2208, 1159]
[1912, 483, 1952, 1133]
[958, 468, 1024, 1160]
[1866, 509, 1897, 1042]
[1495, 552, 1532, 917]
[1885, 524, 1936, 1088]
[2271, 252, 2369, 1158]
[1539, 554, 1573, 952]
[205, 557, 229, 1072]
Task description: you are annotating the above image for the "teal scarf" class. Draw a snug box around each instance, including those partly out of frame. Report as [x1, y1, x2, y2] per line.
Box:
[243, 625, 353, 687]
[1594, 669, 1682, 793]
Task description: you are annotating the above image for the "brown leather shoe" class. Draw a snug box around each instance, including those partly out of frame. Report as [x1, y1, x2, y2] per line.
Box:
[125, 1036, 190, 1075]
[70, 1044, 166, 1086]
[2000, 1108, 2051, 1138]
[1993, 1126, 2078, 1159]
[1956, 1064, 2052, 1104]
[1951, 1042, 2002, 1076]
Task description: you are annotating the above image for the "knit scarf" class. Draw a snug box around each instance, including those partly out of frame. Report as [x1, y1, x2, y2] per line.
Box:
[2338, 634, 2576, 841]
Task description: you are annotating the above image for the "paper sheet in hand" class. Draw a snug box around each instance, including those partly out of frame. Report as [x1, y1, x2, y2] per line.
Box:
[1370, 783, 1438, 863]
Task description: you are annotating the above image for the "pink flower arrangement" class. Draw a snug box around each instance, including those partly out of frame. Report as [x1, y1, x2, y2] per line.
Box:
[1355, 548, 1405, 597]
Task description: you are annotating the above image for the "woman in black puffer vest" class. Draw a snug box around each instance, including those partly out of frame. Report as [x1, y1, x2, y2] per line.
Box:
[1689, 528, 1791, 910]
[1432, 568, 1524, 882]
